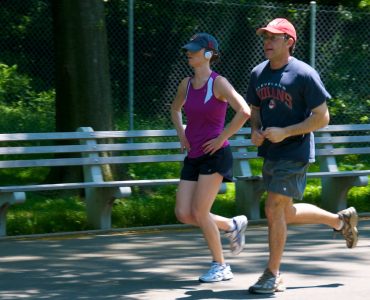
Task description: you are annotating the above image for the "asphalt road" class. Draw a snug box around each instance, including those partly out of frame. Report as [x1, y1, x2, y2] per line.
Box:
[0, 219, 369, 299]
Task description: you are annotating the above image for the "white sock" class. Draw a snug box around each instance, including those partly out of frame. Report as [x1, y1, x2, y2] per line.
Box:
[336, 219, 344, 231]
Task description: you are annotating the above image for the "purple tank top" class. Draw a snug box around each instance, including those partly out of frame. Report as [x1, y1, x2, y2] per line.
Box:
[184, 71, 229, 158]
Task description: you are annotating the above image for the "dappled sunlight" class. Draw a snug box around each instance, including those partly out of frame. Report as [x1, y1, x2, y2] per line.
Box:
[0, 221, 369, 299]
[0, 255, 44, 263]
[0, 289, 44, 299]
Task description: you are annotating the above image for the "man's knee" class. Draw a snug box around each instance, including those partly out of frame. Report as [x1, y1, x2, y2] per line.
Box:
[265, 192, 293, 220]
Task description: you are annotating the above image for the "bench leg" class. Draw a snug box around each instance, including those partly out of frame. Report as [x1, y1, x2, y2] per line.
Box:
[235, 179, 265, 220]
[85, 187, 131, 230]
[321, 176, 369, 212]
[0, 192, 26, 236]
[0, 203, 10, 237]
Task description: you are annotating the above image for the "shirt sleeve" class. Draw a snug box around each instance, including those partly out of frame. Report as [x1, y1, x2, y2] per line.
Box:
[246, 70, 260, 107]
[303, 69, 331, 110]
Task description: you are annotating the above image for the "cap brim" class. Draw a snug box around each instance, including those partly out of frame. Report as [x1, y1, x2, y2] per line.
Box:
[182, 42, 203, 52]
[256, 27, 285, 36]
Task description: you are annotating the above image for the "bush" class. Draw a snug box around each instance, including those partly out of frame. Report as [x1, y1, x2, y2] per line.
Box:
[7, 194, 89, 235]
[0, 63, 55, 133]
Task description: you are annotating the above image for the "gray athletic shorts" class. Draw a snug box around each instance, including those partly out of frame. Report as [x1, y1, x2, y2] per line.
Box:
[262, 159, 309, 200]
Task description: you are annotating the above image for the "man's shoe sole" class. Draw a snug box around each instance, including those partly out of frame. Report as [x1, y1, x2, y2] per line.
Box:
[348, 207, 359, 248]
[248, 286, 285, 294]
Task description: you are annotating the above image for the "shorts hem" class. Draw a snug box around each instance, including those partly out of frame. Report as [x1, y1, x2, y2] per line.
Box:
[266, 187, 303, 200]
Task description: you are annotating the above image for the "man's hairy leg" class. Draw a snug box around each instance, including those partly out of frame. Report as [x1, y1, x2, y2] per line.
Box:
[286, 203, 342, 229]
[265, 192, 291, 275]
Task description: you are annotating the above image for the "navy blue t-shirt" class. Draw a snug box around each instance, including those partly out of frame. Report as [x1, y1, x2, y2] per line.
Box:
[246, 57, 331, 162]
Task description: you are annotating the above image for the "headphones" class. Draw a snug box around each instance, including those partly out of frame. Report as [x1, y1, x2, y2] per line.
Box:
[204, 50, 213, 60]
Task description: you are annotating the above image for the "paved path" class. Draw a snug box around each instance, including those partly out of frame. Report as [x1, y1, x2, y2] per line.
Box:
[0, 219, 369, 300]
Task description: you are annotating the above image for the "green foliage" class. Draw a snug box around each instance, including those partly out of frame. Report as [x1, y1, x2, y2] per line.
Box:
[328, 96, 370, 124]
[211, 183, 240, 217]
[6, 167, 370, 236]
[271, 0, 369, 9]
[0, 63, 31, 104]
[304, 179, 323, 207]
[0, 167, 49, 186]
[7, 194, 89, 235]
[0, 63, 55, 133]
[348, 186, 370, 211]
[359, 0, 370, 9]
[112, 186, 179, 228]
[6, 182, 242, 236]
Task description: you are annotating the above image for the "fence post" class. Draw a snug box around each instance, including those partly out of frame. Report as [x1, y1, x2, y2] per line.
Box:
[128, 0, 134, 130]
[310, 1, 317, 68]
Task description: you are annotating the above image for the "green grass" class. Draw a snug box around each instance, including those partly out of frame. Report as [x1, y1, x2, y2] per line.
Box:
[6, 178, 370, 236]
[6, 185, 237, 235]
[7, 193, 89, 235]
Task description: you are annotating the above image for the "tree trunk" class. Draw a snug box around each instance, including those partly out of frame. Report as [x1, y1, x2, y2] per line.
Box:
[52, 0, 113, 131]
[51, 0, 113, 184]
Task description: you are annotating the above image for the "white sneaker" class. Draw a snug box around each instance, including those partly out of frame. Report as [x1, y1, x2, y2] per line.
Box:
[199, 262, 234, 283]
[224, 215, 248, 255]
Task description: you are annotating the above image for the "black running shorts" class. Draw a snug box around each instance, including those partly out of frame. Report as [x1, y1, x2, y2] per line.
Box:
[180, 145, 234, 182]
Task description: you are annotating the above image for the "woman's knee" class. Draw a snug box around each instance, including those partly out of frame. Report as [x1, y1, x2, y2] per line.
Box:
[175, 208, 195, 225]
[190, 210, 202, 225]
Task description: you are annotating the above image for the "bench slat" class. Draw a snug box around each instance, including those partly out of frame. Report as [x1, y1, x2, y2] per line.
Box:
[0, 180, 235, 195]
[0, 125, 368, 142]
[316, 124, 370, 132]
[233, 152, 258, 159]
[315, 135, 370, 144]
[0, 139, 253, 155]
[0, 128, 253, 142]
[0, 129, 180, 142]
[0, 179, 181, 193]
[236, 170, 370, 181]
[316, 147, 370, 156]
[0, 151, 259, 168]
[0, 154, 187, 168]
[0, 137, 366, 156]
[1, 146, 368, 168]
[0, 142, 182, 155]
[307, 170, 370, 178]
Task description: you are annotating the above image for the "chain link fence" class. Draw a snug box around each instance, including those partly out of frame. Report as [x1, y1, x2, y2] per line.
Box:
[0, 0, 369, 132]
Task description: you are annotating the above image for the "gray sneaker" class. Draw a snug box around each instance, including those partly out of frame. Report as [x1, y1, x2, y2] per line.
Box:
[224, 215, 248, 255]
[248, 268, 285, 294]
[199, 262, 233, 283]
[335, 206, 359, 248]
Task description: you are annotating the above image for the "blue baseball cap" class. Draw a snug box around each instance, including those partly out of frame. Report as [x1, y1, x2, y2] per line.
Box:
[182, 33, 219, 52]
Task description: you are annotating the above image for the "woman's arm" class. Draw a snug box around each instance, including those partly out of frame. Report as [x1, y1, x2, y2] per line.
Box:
[170, 77, 190, 152]
[202, 76, 251, 154]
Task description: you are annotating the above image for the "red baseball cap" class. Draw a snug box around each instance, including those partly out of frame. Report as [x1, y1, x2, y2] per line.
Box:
[256, 18, 297, 41]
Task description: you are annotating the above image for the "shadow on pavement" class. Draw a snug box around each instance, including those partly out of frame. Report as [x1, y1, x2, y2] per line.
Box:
[0, 220, 368, 299]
